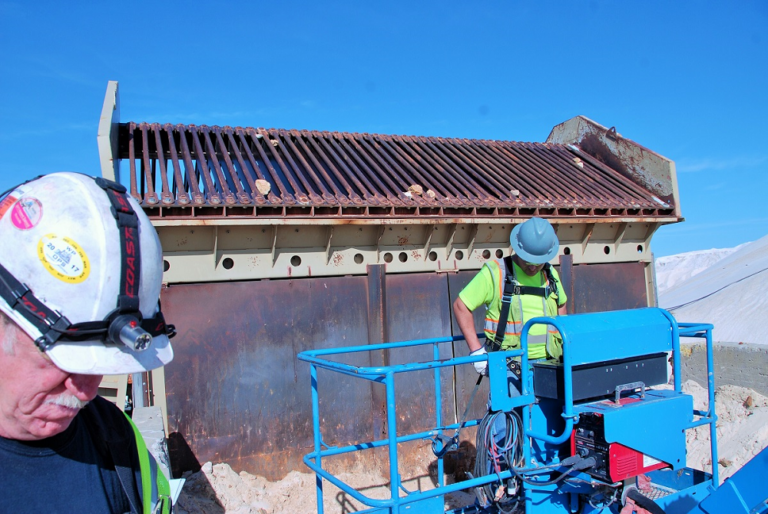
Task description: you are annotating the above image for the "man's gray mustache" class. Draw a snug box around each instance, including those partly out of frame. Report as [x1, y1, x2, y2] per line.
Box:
[45, 394, 89, 410]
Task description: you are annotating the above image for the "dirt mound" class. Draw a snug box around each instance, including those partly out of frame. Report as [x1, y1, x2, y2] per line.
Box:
[681, 380, 768, 481]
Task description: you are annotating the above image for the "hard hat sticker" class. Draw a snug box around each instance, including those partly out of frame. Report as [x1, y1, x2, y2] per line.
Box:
[11, 197, 43, 229]
[37, 234, 91, 283]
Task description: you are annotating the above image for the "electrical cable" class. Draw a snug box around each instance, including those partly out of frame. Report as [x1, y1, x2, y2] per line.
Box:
[585, 485, 619, 512]
[666, 266, 768, 311]
[513, 457, 595, 487]
[474, 409, 603, 511]
[473, 409, 524, 511]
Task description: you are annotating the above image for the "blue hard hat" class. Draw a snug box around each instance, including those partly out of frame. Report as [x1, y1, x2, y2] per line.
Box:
[509, 218, 559, 264]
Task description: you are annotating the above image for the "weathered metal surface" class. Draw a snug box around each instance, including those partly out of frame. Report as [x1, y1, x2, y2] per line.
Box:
[383, 272, 455, 474]
[569, 262, 649, 313]
[558, 255, 575, 315]
[118, 123, 676, 219]
[161, 258, 649, 480]
[546, 116, 679, 216]
[366, 264, 390, 476]
[449, 271, 491, 424]
[161, 268, 467, 480]
[161, 275, 373, 480]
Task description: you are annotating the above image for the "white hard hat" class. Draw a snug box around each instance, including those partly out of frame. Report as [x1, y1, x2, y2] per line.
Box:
[0, 172, 174, 375]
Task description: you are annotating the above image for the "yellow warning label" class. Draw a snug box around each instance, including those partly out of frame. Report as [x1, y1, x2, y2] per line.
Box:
[37, 234, 90, 284]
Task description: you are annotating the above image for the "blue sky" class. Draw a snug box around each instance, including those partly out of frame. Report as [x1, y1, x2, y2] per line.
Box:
[1, 1, 766, 257]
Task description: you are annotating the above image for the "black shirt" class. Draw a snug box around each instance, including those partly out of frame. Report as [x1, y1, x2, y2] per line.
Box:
[0, 405, 133, 513]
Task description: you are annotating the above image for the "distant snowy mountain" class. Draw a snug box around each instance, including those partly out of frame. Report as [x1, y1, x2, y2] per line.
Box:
[655, 246, 744, 295]
[655, 234, 768, 345]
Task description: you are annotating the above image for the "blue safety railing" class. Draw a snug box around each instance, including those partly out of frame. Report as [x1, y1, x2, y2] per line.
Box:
[297, 308, 720, 513]
[298, 333, 528, 514]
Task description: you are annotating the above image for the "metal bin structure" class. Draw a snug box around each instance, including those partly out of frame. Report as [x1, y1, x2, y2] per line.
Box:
[96, 80, 684, 480]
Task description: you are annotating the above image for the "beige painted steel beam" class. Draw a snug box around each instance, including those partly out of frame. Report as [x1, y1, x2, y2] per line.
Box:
[156, 220, 665, 284]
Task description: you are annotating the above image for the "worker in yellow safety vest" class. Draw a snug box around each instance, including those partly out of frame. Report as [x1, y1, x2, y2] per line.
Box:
[453, 217, 568, 379]
[0, 173, 175, 514]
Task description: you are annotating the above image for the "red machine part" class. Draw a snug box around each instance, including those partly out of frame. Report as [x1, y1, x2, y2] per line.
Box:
[608, 442, 667, 482]
[570, 411, 668, 483]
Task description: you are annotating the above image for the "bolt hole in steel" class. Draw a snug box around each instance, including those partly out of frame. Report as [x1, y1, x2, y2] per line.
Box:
[163, 260, 170, 272]
[564, 247, 571, 255]
[354, 253, 364, 264]
[637, 245, 644, 253]
[428, 251, 437, 261]
[455, 250, 464, 260]
[495, 249, 504, 258]
[482, 249, 491, 259]
[384, 252, 393, 263]
[291, 255, 302, 267]
[399, 252, 408, 262]
[604, 246, 611, 255]
[222, 258, 234, 270]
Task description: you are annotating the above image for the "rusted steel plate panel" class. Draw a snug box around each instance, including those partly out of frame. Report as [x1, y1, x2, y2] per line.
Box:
[387, 273, 453, 420]
[161, 276, 373, 480]
[558, 255, 576, 315]
[384, 272, 455, 472]
[118, 123, 673, 218]
[570, 262, 649, 313]
[448, 271, 492, 426]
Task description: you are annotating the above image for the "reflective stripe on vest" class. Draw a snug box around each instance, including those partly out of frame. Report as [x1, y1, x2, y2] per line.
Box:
[123, 412, 171, 514]
[483, 319, 560, 338]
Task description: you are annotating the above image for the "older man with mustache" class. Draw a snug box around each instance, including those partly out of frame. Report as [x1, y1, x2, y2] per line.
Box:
[0, 173, 176, 513]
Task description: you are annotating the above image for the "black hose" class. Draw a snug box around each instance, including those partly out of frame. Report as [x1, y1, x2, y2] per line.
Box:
[514, 457, 595, 487]
[626, 487, 666, 514]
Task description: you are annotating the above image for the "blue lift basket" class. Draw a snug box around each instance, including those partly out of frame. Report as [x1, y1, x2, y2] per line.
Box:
[297, 308, 764, 513]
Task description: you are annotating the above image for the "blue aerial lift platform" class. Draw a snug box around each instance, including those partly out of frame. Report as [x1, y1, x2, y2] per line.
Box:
[298, 308, 768, 513]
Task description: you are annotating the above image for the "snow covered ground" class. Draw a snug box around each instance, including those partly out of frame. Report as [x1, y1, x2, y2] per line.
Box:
[656, 234, 768, 345]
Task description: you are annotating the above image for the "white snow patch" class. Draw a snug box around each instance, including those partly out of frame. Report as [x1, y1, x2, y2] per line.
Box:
[655, 246, 743, 295]
[657, 234, 768, 345]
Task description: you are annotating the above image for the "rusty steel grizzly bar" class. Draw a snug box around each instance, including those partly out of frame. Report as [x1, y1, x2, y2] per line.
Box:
[116, 123, 675, 219]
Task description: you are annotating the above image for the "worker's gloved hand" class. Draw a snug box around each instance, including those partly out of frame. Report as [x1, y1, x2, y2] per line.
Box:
[619, 497, 653, 514]
[636, 474, 652, 492]
[469, 347, 488, 375]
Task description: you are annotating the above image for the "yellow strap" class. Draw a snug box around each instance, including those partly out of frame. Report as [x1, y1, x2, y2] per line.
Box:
[123, 412, 171, 514]
[156, 464, 171, 514]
